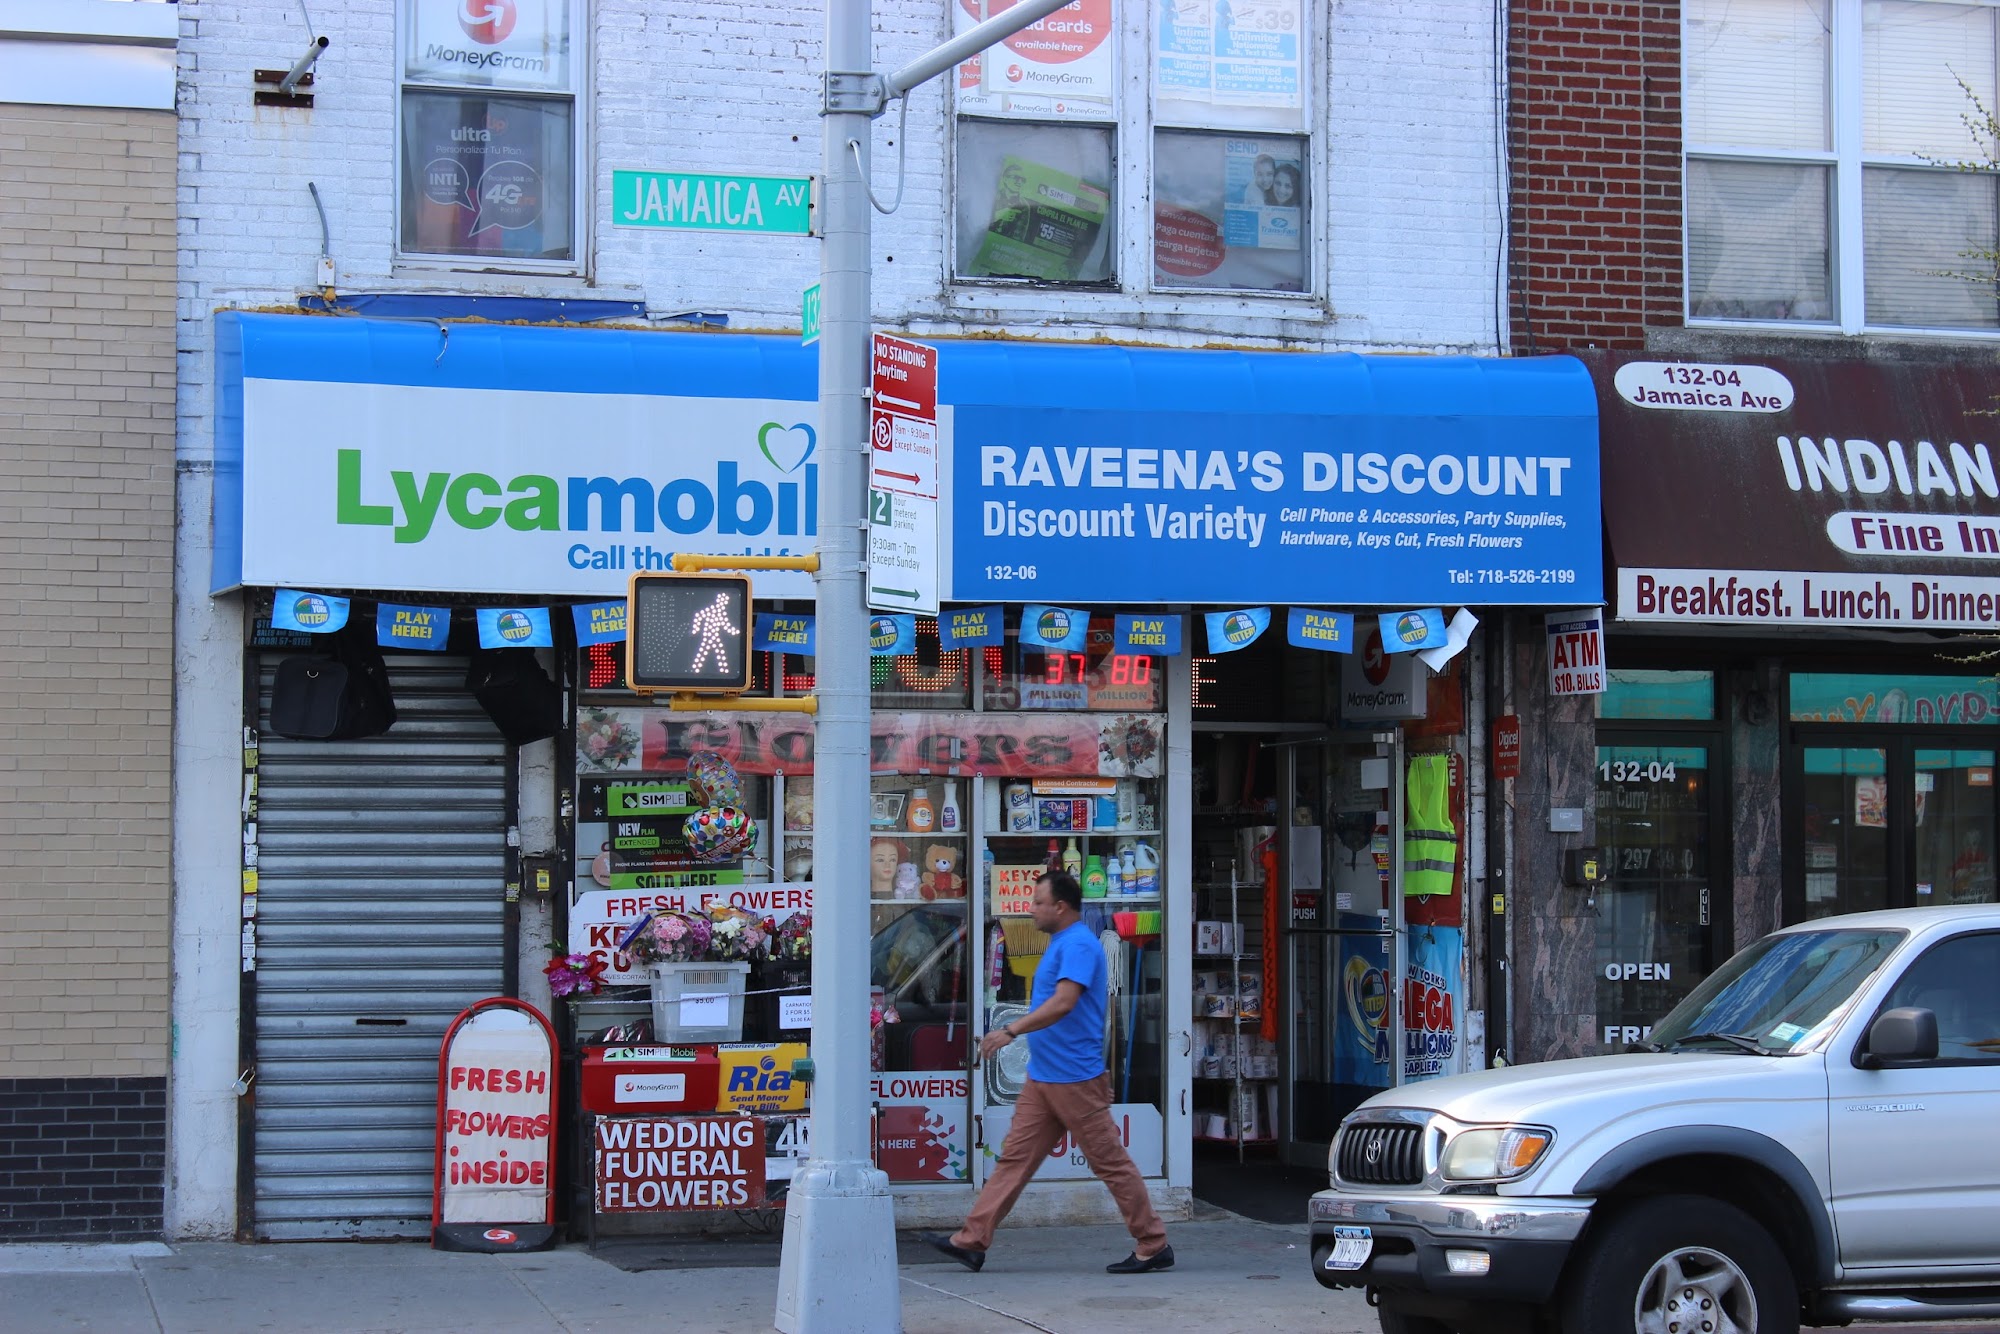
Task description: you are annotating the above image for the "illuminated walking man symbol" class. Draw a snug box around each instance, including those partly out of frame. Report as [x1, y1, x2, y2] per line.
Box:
[688, 593, 740, 674]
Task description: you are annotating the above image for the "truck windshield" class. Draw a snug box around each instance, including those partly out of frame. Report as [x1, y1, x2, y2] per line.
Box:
[1646, 929, 1906, 1054]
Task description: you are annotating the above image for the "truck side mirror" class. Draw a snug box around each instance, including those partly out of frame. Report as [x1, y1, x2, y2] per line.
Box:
[1859, 1006, 1939, 1067]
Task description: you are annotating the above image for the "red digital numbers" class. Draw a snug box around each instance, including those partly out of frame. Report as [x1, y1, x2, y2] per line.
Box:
[1107, 654, 1151, 687]
[1043, 652, 1087, 685]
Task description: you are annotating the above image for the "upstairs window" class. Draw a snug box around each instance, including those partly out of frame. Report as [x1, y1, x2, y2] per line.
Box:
[1686, 0, 2000, 332]
[950, 0, 1317, 297]
[398, 0, 582, 269]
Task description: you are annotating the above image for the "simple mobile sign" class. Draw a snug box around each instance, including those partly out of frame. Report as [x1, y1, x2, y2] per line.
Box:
[611, 169, 816, 236]
[1545, 608, 1606, 698]
[432, 998, 558, 1253]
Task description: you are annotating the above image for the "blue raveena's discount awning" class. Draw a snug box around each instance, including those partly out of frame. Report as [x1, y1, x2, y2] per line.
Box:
[945, 345, 1601, 606]
[211, 313, 1598, 606]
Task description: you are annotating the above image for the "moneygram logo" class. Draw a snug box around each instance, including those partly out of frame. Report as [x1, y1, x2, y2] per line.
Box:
[1006, 64, 1025, 82]
[459, 0, 518, 44]
[1361, 627, 1391, 685]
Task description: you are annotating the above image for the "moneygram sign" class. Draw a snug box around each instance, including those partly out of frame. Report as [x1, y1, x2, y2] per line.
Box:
[215, 315, 819, 598]
[407, 0, 569, 91]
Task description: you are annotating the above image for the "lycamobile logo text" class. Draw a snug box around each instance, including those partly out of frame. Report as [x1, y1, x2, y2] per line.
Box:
[333, 444, 818, 544]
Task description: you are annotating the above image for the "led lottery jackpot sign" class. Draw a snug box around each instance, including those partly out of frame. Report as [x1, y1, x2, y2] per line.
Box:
[626, 573, 753, 693]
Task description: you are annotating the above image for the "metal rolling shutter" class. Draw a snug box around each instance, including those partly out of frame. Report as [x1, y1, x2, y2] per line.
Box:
[250, 654, 510, 1239]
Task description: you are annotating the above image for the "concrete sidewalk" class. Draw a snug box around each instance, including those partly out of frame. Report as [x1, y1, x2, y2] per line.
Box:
[0, 1218, 1378, 1333]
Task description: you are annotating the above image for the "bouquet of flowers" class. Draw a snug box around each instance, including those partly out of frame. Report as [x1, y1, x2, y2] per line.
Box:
[706, 905, 773, 962]
[577, 707, 640, 770]
[772, 912, 812, 962]
[543, 948, 608, 998]
[621, 910, 712, 966]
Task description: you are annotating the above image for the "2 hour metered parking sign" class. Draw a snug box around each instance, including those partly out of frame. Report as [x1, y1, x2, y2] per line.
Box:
[433, 998, 558, 1253]
[626, 573, 753, 693]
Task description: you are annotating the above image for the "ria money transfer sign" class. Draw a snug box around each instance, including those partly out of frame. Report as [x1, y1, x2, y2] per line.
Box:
[948, 346, 1600, 605]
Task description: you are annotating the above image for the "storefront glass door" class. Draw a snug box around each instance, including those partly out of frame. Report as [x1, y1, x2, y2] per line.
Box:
[1787, 672, 2000, 919]
[1283, 737, 1400, 1167]
[1790, 739, 1999, 917]
[1593, 741, 1717, 1048]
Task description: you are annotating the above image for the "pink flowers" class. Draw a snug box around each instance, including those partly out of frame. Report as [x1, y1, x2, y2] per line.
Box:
[543, 951, 607, 998]
[623, 910, 714, 965]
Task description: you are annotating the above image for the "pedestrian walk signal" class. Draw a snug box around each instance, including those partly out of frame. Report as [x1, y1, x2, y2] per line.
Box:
[626, 573, 753, 694]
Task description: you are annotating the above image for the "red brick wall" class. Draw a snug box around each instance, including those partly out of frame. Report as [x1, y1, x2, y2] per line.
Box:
[1509, 0, 1683, 350]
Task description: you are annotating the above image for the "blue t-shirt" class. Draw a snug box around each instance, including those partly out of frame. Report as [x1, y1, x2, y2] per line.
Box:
[1027, 920, 1107, 1084]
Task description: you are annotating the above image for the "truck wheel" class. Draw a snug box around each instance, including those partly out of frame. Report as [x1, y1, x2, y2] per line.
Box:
[1376, 1300, 1456, 1334]
[1558, 1194, 1796, 1334]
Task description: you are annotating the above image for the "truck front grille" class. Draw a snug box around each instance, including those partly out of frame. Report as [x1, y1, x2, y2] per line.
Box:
[1337, 1122, 1425, 1185]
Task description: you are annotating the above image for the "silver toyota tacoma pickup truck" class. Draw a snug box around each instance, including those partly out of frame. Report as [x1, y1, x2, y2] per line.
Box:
[1309, 906, 2000, 1333]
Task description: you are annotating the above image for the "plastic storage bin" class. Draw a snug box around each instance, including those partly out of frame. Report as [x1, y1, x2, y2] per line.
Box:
[648, 962, 750, 1043]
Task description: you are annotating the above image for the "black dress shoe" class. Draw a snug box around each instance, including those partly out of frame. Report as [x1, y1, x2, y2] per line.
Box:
[922, 1232, 986, 1272]
[1106, 1244, 1174, 1273]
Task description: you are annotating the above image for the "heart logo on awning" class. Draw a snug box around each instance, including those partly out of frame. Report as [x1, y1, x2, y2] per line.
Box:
[758, 422, 816, 474]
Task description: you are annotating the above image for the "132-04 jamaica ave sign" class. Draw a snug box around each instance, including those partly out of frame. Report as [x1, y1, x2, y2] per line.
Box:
[1589, 351, 2000, 631]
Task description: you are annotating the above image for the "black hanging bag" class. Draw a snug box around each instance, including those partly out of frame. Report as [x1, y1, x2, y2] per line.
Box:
[268, 655, 350, 739]
[268, 624, 398, 741]
[466, 647, 561, 745]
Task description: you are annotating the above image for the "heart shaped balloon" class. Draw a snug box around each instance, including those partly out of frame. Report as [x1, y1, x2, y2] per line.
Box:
[685, 750, 743, 808]
[683, 804, 756, 863]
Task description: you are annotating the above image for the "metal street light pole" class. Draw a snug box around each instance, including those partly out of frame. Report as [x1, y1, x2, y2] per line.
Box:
[775, 2, 1087, 1329]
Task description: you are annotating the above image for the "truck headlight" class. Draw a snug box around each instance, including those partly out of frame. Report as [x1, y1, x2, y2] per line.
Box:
[1439, 1127, 1552, 1181]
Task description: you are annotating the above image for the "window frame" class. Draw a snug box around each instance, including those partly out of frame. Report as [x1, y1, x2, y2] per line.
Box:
[1683, 0, 2000, 337]
[393, 0, 591, 277]
[946, 0, 1327, 307]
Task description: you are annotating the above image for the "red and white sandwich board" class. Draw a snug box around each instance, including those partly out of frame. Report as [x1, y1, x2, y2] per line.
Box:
[432, 997, 559, 1252]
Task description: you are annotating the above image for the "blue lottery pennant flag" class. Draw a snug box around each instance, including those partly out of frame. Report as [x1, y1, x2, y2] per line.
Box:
[571, 601, 627, 646]
[943, 605, 1004, 648]
[1115, 614, 1181, 656]
[1205, 607, 1271, 654]
[1020, 604, 1090, 651]
[272, 589, 349, 634]
[1287, 608, 1355, 653]
[477, 606, 553, 649]
[1379, 608, 1448, 653]
[376, 602, 449, 651]
[868, 613, 916, 655]
[755, 612, 817, 655]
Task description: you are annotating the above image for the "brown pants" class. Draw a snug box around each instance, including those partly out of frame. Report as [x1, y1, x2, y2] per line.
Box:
[952, 1073, 1167, 1257]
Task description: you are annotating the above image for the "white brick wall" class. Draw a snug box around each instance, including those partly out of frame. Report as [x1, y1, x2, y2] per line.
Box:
[175, 0, 1504, 464]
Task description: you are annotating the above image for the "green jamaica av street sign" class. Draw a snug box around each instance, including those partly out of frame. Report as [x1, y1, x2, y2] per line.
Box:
[612, 169, 817, 236]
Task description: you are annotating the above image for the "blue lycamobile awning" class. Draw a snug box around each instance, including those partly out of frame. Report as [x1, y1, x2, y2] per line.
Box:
[212, 313, 1600, 606]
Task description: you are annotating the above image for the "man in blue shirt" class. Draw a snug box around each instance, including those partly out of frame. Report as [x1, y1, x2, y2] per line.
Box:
[926, 871, 1172, 1274]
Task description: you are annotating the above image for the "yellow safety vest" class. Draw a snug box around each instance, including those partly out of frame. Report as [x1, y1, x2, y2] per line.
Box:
[1404, 753, 1456, 897]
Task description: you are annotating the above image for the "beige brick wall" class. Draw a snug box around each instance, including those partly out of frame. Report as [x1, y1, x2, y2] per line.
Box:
[0, 104, 176, 1077]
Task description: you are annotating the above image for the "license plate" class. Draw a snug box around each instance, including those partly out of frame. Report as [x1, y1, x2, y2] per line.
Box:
[1325, 1225, 1373, 1271]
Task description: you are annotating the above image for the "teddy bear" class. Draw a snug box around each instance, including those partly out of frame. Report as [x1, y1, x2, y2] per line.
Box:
[919, 843, 964, 900]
